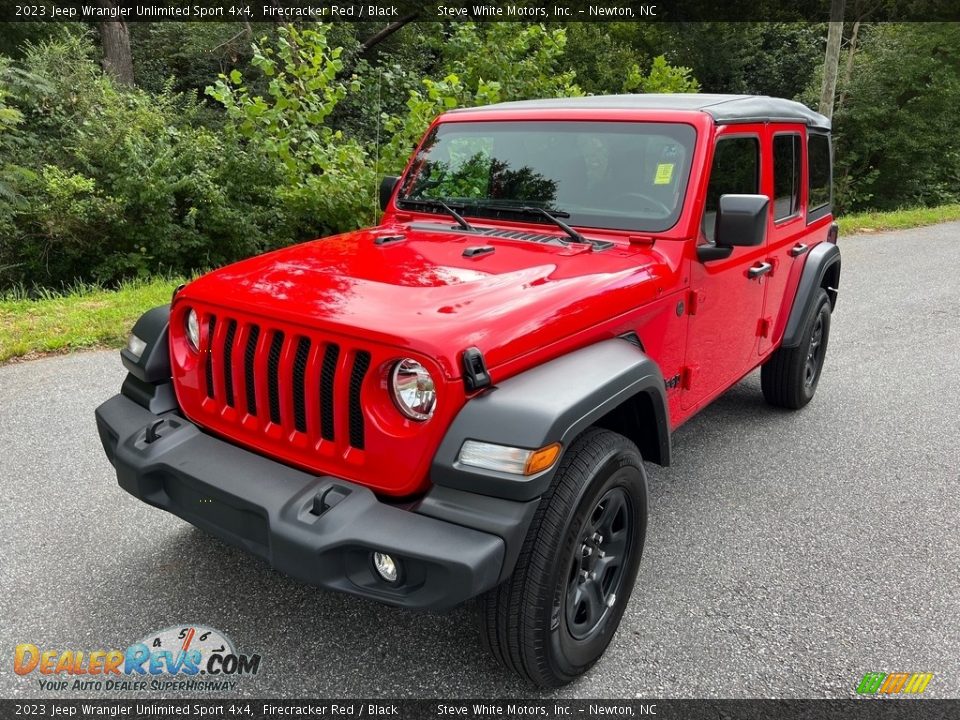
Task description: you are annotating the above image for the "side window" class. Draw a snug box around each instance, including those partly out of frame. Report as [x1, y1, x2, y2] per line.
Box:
[808, 133, 832, 220]
[702, 136, 759, 242]
[773, 134, 802, 221]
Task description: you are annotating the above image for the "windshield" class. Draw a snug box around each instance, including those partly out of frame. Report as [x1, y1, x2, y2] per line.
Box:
[397, 120, 696, 233]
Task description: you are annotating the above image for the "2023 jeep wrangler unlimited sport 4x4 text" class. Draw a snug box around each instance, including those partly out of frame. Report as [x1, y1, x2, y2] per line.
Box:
[96, 94, 840, 687]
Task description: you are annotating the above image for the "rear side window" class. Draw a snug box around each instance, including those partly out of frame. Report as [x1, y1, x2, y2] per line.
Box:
[773, 134, 802, 221]
[808, 133, 832, 220]
[702, 136, 759, 241]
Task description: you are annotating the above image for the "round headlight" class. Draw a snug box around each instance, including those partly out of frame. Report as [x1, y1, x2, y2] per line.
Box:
[390, 359, 436, 421]
[185, 308, 200, 351]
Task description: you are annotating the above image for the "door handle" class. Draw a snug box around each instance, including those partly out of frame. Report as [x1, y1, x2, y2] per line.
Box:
[789, 243, 809, 257]
[748, 262, 773, 279]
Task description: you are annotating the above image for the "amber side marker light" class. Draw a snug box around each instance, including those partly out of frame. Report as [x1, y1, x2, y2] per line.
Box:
[524, 443, 562, 475]
[458, 441, 563, 476]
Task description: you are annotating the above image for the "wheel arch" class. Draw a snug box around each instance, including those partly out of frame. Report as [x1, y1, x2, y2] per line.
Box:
[430, 338, 671, 502]
[782, 241, 841, 348]
[591, 388, 669, 468]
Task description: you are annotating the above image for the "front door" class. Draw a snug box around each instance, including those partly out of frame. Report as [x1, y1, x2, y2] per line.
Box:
[682, 128, 766, 411]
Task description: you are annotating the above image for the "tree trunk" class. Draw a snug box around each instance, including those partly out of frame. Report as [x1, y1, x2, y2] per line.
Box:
[97, 1, 133, 86]
[836, 19, 861, 113]
[818, 0, 846, 119]
[361, 14, 420, 54]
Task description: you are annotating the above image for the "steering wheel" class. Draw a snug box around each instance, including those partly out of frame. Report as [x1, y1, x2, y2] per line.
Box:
[610, 193, 672, 216]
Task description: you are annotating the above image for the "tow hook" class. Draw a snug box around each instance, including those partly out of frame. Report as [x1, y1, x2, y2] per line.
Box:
[144, 418, 165, 444]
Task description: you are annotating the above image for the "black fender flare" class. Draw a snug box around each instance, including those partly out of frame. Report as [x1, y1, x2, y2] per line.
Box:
[782, 241, 841, 348]
[431, 339, 671, 502]
[119, 305, 177, 414]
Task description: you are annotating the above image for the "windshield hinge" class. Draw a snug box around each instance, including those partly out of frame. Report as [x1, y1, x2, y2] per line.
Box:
[462, 347, 492, 392]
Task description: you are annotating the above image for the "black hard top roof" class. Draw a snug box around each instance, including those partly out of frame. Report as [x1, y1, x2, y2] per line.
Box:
[449, 93, 831, 130]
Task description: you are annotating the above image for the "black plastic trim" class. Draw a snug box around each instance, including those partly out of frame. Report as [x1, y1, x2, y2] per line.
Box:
[120, 373, 179, 415]
[415, 485, 539, 582]
[95, 394, 506, 610]
[715, 194, 768, 247]
[697, 244, 734, 262]
[379, 176, 399, 212]
[431, 339, 670, 501]
[120, 305, 171, 384]
[782, 241, 841, 348]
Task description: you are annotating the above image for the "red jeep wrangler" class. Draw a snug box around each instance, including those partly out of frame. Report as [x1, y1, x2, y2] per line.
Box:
[96, 94, 840, 687]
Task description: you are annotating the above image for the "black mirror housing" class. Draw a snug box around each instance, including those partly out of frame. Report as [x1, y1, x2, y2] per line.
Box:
[379, 176, 400, 212]
[714, 194, 769, 248]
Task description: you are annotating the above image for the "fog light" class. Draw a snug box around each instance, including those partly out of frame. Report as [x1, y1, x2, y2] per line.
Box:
[372, 552, 399, 583]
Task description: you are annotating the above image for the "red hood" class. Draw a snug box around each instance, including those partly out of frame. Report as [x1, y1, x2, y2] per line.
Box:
[178, 222, 677, 379]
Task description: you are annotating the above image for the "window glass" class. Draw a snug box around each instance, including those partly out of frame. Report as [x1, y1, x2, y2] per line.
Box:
[702, 136, 759, 241]
[773, 134, 802, 221]
[808, 133, 832, 214]
[398, 121, 697, 233]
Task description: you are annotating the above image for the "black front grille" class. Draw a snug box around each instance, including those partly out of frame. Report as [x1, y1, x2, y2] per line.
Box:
[205, 315, 217, 398]
[349, 351, 372, 449]
[222, 320, 237, 407]
[320, 344, 339, 441]
[292, 337, 311, 433]
[244, 325, 260, 416]
[202, 314, 368, 450]
[267, 331, 285, 425]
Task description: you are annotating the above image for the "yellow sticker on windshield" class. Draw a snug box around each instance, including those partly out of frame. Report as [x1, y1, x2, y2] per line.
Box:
[654, 163, 674, 185]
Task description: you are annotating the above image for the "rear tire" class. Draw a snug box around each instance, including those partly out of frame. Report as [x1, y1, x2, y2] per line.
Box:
[761, 288, 832, 409]
[479, 428, 647, 687]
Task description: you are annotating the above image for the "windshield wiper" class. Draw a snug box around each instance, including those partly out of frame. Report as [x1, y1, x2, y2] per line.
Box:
[467, 202, 604, 248]
[516, 206, 588, 245]
[400, 198, 476, 232]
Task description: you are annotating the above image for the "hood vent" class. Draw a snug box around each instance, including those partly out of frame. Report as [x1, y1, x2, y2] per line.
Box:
[475, 227, 614, 251]
[409, 222, 613, 251]
[474, 227, 567, 246]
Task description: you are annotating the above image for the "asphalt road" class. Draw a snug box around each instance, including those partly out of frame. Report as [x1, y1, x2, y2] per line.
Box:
[2, 222, 959, 700]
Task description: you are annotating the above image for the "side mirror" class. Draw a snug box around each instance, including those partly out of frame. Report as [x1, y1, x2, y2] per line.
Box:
[379, 176, 400, 212]
[715, 194, 768, 248]
[698, 194, 768, 263]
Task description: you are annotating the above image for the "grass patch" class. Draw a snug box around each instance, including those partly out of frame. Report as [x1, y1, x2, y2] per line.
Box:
[837, 204, 960, 235]
[0, 276, 185, 363]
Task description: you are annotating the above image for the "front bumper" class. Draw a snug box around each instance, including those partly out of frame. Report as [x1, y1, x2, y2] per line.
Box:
[95, 393, 510, 610]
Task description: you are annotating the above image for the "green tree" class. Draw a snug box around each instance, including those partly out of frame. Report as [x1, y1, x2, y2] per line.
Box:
[623, 55, 700, 93]
[207, 24, 377, 231]
[828, 23, 960, 210]
[379, 23, 583, 175]
[0, 33, 290, 288]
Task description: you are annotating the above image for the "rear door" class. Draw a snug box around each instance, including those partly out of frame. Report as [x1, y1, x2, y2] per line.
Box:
[762, 128, 834, 353]
[759, 126, 805, 355]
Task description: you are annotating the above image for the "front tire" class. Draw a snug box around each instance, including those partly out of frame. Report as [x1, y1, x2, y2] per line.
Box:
[480, 428, 647, 687]
[761, 288, 832, 409]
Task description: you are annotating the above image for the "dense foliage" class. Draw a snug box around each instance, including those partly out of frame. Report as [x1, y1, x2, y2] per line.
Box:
[828, 23, 960, 210]
[0, 21, 957, 290]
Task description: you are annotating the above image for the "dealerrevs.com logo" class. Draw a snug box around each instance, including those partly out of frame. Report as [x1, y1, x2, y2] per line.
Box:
[14, 625, 261, 692]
